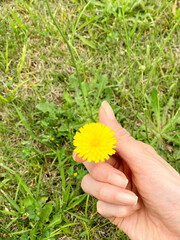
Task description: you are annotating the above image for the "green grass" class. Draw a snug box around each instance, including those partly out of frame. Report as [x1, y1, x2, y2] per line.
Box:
[0, 0, 180, 239]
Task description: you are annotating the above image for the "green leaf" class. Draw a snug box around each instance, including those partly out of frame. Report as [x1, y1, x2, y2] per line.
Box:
[175, 8, 180, 19]
[9, 9, 27, 31]
[20, 233, 29, 240]
[150, 87, 159, 114]
[28, 208, 39, 221]
[150, 87, 160, 130]
[64, 92, 73, 105]
[58, 125, 67, 132]
[47, 213, 62, 228]
[36, 102, 55, 114]
[0, 163, 35, 200]
[17, 43, 27, 76]
[14, 104, 43, 144]
[176, 161, 180, 173]
[77, 35, 96, 49]
[0, 94, 9, 103]
[67, 194, 86, 211]
[66, 211, 92, 223]
[95, 74, 108, 105]
[57, 149, 65, 191]
[24, 197, 34, 209]
[162, 97, 174, 125]
[69, 74, 78, 89]
[81, 82, 88, 98]
[41, 203, 53, 222]
[0, 210, 19, 216]
[63, 181, 71, 209]
[37, 196, 49, 205]
[1, 190, 21, 213]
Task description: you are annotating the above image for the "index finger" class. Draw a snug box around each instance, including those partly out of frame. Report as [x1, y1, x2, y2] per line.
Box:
[72, 152, 128, 188]
[73, 151, 121, 170]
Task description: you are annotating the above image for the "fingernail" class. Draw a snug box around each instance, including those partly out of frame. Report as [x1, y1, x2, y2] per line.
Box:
[116, 192, 138, 205]
[73, 151, 77, 160]
[108, 174, 128, 188]
[135, 196, 138, 205]
[101, 101, 115, 120]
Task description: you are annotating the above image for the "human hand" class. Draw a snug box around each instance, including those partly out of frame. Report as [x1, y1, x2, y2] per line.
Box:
[73, 101, 180, 240]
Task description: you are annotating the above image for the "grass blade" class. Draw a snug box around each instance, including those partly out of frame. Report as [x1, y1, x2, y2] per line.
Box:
[0, 190, 21, 213]
[46, 0, 93, 119]
[77, 35, 96, 49]
[17, 43, 27, 76]
[13, 104, 50, 146]
[71, 0, 92, 42]
[9, 9, 27, 31]
[0, 163, 34, 200]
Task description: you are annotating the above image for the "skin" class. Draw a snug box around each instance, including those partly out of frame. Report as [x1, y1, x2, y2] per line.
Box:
[73, 101, 180, 240]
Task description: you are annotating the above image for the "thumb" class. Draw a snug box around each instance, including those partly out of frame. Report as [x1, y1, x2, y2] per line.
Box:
[99, 101, 158, 174]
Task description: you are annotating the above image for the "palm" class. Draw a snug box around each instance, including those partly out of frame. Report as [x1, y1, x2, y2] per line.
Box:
[109, 159, 180, 240]
[110, 207, 168, 240]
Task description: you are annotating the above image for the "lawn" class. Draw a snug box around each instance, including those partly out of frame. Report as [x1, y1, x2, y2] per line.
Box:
[0, 0, 180, 239]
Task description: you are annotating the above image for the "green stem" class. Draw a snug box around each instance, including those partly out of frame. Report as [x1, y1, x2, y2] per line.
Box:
[121, 1, 135, 92]
[145, 19, 180, 91]
[141, 71, 149, 142]
[46, 0, 93, 119]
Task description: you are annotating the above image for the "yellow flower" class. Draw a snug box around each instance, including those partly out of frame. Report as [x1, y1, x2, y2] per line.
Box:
[14, 25, 17, 29]
[51, 137, 54, 141]
[73, 122, 116, 163]
[109, 33, 112, 36]
[9, 77, 13, 81]
[74, 172, 78, 176]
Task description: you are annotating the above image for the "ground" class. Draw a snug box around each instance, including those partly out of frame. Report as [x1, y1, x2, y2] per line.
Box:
[0, 0, 180, 239]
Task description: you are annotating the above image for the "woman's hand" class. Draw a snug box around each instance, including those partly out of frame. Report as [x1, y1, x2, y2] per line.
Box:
[73, 101, 180, 240]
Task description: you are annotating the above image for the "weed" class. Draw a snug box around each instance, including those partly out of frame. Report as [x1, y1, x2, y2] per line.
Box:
[0, 0, 179, 239]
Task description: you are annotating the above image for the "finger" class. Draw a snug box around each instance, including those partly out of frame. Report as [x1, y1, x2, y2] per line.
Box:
[73, 151, 84, 163]
[81, 174, 138, 206]
[99, 101, 161, 174]
[97, 200, 140, 218]
[73, 153, 127, 188]
[84, 161, 128, 188]
[73, 151, 123, 171]
[73, 150, 122, 168]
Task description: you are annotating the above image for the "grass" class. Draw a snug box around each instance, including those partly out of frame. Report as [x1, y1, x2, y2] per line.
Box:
[0, 0, 180, 239]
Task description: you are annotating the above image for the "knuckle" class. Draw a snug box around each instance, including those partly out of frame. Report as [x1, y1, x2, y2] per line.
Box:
[98, 185, 107, 200]
[81, 174, 89, 192]
[116, 207, 128, 218]
[91, 164, 101, 179]
[116, 127, 134, 143]
[97, 201, 107, 217]
[138, 141, 156, 154]
[119, 127, 130, 138]
[145, 144, 156, 154]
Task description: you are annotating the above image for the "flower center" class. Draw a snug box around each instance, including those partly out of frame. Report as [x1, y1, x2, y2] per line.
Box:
[90, 138, 100, 148]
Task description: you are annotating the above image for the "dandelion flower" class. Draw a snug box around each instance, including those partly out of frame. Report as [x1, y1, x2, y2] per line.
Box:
[73, 122, 117, 163]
